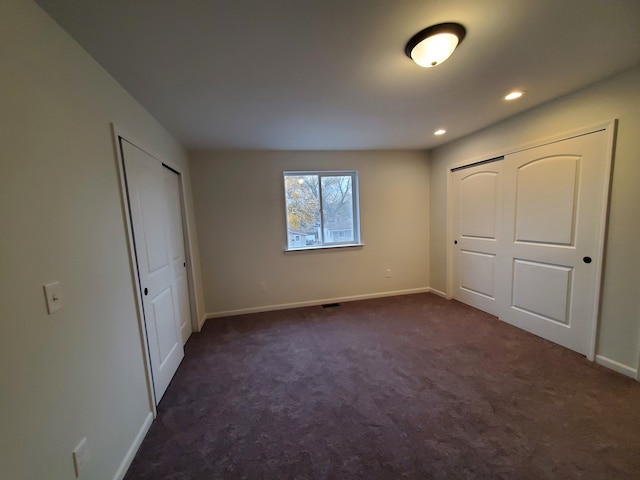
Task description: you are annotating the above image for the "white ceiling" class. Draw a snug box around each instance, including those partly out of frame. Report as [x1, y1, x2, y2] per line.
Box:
[36, 0, 640, 151]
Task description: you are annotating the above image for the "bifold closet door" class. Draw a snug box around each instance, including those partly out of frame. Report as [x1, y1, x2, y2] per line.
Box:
[452, 160, 504, 316]
[121, 140, 184, 403]
[498, 131, 610, 356]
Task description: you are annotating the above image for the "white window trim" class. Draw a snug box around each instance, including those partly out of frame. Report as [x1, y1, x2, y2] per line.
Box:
[283, 170, 362, 252]
[284, 243, 365, 253]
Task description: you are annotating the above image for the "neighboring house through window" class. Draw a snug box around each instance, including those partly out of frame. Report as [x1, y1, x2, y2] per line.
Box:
[283, 170, 361, 250]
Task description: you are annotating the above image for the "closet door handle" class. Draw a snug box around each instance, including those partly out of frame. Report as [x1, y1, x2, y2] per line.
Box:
[454, 240, 458, 245]
[583, 256, 592, 264]
[144, 287, 149, 296]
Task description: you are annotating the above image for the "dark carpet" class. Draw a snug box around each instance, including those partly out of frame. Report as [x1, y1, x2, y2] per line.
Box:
[124, 293, 640, 479]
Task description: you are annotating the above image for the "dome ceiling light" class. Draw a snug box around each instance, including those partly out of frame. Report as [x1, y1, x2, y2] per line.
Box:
[505, 90, 525, 100]
[405, 22, 466, 68]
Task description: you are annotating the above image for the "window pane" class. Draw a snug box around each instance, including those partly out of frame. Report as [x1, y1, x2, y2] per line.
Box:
[321, 175, 354, 243]
[284, 170, 359, 250]
[284, 174, 321, 248]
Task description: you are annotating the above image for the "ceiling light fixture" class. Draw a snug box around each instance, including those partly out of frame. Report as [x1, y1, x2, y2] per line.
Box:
[405, 22, 466, 68]
[505, 90, 524, 101]
[434, 129, 447, 136]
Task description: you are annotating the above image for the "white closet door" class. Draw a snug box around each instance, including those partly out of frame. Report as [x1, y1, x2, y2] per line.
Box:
[163, 167, 192, 345]
[498, 131, 610, 356]
[122, 140, 184, 403]
[452, 160, 503, 316]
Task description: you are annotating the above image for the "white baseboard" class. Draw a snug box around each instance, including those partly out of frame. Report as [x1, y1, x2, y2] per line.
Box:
[112, 412, 153, 480]
[595, 355, 637, 379]
[427, 287, 449, 299]
[205, 287, 432, 320]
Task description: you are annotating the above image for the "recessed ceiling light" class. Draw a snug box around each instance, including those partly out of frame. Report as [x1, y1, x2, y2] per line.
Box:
[434, 129, 447, 135]
[405, 23, 466, 68]
[505, 90, 524, 101]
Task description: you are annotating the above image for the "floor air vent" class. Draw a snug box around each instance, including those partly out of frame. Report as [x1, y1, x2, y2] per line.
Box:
[322, 303, 341, 308]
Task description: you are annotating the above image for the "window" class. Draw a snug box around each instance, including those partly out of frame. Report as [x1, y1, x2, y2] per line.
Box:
[284, 170, 361, 250]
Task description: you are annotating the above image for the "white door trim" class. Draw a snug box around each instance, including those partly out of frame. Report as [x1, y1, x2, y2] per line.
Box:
[112, 125, 157, 414]
[587, 121, 617, 361]
[445, 119, 617, 362]
[110, 123, 198, 412]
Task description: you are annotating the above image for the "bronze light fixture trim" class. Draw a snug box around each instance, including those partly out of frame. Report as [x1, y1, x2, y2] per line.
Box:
[405, 22, 467, 67]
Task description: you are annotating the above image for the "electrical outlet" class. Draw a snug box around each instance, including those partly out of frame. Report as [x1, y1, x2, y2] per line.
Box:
[72, 437, 88, 478]
[385, 269, 392, 278]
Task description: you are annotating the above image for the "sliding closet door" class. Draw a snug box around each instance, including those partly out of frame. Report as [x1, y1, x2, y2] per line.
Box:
[452, 160, 504, 316]
[163, 167, 193, 345]
[121, 140, 184, 402]
[498, 131, 610, 356]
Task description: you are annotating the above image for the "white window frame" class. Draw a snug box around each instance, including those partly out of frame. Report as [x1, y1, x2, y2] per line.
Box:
[283, 170, 362, 251]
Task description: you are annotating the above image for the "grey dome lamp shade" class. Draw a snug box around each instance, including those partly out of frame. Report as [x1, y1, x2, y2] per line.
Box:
[405, 22, 466, 67]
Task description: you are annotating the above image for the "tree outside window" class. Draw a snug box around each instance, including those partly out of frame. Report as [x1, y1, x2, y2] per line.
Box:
[284, 171, 360, 250]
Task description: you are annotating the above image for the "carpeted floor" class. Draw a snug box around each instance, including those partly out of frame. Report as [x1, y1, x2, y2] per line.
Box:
[124, 293, 640, 479]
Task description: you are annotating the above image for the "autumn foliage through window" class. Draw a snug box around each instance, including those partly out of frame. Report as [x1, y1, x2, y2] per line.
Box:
[284, 171, 360, 249]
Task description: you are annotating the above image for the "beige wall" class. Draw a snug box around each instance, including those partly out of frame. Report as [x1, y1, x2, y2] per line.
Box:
[189, 150, 430, 315]
[3, 2, 637, 478]
[429, 65, 640, 373]
[0, 1, 203, 479]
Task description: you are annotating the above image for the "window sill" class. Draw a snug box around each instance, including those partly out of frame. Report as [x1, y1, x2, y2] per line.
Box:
[284, 243, 365, 253]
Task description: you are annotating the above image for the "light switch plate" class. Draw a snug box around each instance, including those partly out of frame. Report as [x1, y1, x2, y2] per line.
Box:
[43, 281, 64, 314]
